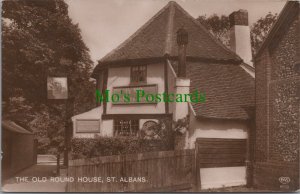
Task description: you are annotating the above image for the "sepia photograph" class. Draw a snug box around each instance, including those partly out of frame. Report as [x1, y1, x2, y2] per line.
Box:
[1, 0, 299, 192]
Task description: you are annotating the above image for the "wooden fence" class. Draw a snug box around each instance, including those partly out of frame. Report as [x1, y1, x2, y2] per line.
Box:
[67, 149, 195, 192]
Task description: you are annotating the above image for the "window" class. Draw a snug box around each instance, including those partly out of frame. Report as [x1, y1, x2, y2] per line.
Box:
[114, 119, 139, 136]
[131, 65, 147, 84]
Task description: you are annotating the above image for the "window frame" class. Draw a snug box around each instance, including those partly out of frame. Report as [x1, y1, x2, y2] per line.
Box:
[113, 119, 139, 137]
[130, 65, 147, 84]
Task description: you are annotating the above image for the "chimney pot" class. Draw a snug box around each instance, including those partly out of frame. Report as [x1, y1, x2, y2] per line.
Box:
[229, 9, 249, 27]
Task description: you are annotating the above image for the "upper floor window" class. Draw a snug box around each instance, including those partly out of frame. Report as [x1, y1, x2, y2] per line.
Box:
[131, 65, 147, 84]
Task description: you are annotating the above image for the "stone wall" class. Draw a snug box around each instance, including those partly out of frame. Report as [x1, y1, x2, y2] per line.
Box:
[268, 12, 299, 163]
[254, 5, 299, 190]
[254, 162, 299, 190]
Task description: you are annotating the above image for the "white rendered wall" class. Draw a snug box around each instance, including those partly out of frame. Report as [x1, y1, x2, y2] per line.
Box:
[173, 78, 190, 121]
[72, 107, 102, 138]
[186, 113, 248, 149]
[167, 62, 176, 114]
[101, 120, 114, 137]
[106, 63, 165, 114]
[200, 167, 246, 189]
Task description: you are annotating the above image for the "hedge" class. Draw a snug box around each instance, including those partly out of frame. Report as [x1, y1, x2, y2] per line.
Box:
[70, 136, 174, 159]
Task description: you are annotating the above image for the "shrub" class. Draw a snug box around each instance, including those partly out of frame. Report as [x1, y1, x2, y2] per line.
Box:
[71, 136, 173, 159]
[70, 118, 176, 159]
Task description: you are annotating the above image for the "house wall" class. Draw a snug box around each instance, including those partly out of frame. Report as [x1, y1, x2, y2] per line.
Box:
[73, 120, 98, 138]
[101, 119, 113, 137]
[72, 107, 102, 138]
[254, 6, 299, 190]
[11, 133, 35, 172]
[73, 63, 167, 139]
[2, 130, 36, 179]
[173, 78, 190, 121]
[106, 63, 165, 114]
[200, 167, 246, 189]
[186, 113, 248, 149]
[187, 113, 248, 189]
[97, 71, 104, 106]
[167, 60, 176, 114]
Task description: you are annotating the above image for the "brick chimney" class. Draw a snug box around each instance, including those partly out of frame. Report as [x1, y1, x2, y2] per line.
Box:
[174, 28, 190, 122]
[177, 27, 188, 77]
[229, 10, 253, 66]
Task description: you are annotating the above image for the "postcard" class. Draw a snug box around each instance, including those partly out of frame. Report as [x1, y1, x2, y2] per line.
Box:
[1, 0, 299, 192]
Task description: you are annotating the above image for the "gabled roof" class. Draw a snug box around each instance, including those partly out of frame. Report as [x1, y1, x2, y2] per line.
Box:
[255, 1, 299, 58]
[93, 1, 242, 77]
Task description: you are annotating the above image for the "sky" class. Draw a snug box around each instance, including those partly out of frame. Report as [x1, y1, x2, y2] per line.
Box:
[66, 0, 286, 65]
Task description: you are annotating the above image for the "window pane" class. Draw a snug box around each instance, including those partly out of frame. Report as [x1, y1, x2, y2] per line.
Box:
[131, 65, 146, 83]
[114, 119, 139, 136]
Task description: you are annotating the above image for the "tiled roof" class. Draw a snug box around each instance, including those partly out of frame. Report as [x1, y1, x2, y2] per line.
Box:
[93, 1, 241, 76]
[92, 1, 255, 120]
[187, 62, 255, 120]
[2, 120, 33, 134]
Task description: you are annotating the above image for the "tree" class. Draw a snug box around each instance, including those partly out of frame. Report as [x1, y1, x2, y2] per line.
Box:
[251, 12, 278, 55]
[2, 0, 95, 154]
[197, 12, 278, 55]
[197, 14, 230, 47]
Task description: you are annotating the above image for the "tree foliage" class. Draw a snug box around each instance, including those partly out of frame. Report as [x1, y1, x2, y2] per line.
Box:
[250, 12, 278, 55]
[197, 12, 278, 55]
[197, 14, 231, 47]
[2, 0, 95, 154]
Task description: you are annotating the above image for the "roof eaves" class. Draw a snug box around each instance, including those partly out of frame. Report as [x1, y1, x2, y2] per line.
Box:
[169, 56, 242, 64]
[240, 63, 255, 78]
[2, 120, 33, 134]
[195, 114, 249, 121]
[92, 57, 166, 78]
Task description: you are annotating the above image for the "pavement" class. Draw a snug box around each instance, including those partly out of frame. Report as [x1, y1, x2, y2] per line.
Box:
[2, 179, 67, 192]
[37, 154, 64, 166]
[1, 155, 67, 192]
